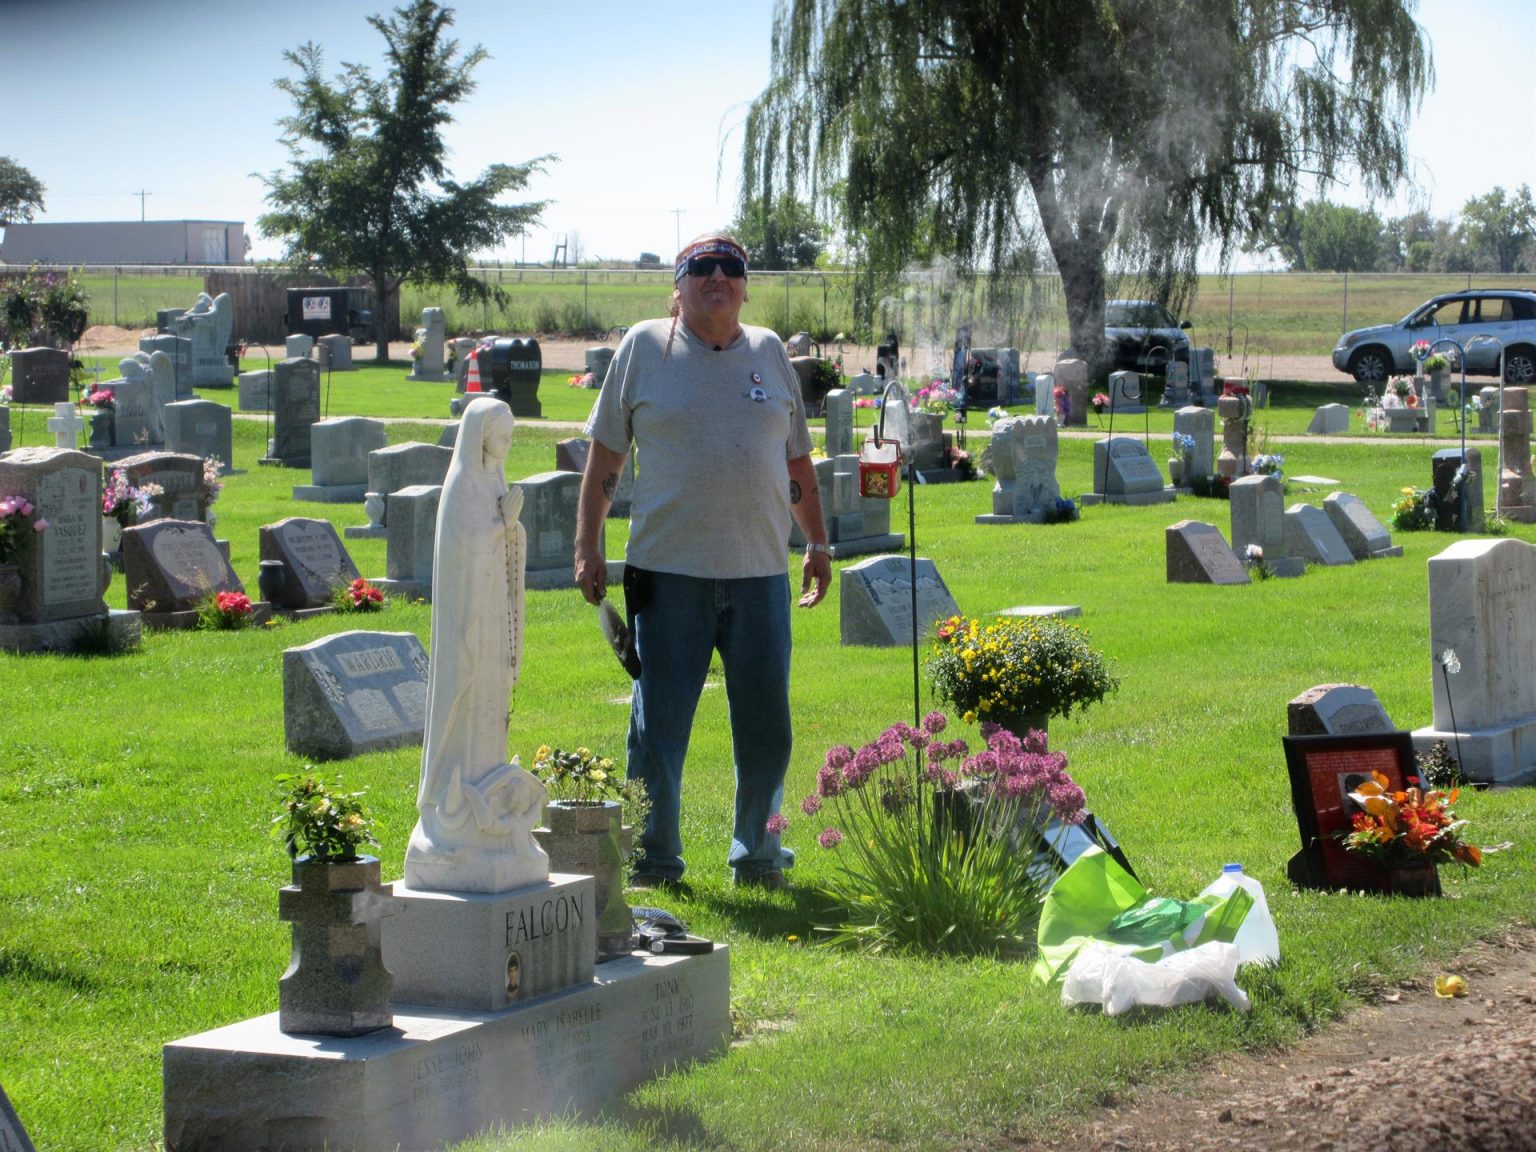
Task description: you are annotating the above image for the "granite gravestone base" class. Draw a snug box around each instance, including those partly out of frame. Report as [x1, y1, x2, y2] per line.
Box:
[164, 946, 729, 1152]
[283, 631, 429, 761]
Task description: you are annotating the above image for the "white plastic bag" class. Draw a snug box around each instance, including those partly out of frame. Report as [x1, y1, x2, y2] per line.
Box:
[1061, 941, 1250, 1016]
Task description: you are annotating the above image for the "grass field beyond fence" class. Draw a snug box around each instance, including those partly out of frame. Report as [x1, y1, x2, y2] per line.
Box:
[2, 394, 1533, 1151]
[56, 265, 1533, 355]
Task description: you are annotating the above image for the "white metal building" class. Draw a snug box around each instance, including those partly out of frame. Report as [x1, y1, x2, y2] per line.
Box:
[0, 220, 245, 265]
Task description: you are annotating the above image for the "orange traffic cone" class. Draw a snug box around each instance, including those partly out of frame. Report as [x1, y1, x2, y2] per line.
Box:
[464, 349, 482, 392]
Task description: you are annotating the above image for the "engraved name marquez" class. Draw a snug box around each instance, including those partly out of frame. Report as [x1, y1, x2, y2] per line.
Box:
[506, 891, 586, 946]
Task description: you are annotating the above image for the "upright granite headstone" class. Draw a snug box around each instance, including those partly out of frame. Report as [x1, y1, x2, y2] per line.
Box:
[348, 441, 455, 538]
[0, 447, 107, 623]
[406, 307, 449, 381]
[1284, 503, 1355, 567]
[267, 357, 321, 467]
[1159, 360, 1190, 408]
[1091, 436, 1174, 504]
[908, 411, 945, 472]
[295, 417, 387, 503]
[9, 347, 70, 405]
[788, 453, 902, 558]
[840, 554, 961, 647]
[1173, 406, 1215, 483]
[1216, 389, 1250, 479]
[285, 333, 314, 360]
[1324, 492, 1402, 559]
[163, 399, 233, 473]
[1165, 520, 1250, 585]
[1288, 684, 1395, 736]
[122, 519, 243, 614]
[260, 517, 362, 611]
[375, 484, 441, 600]
[980, 416, 1020, 518]
[283, 630, 429, 761]
[846, 370, 877, 397]
[317, 334, 354, 371]
[0, 407, 10, 454]
[1413, 537, 1536, 785]
[1033, 372, 1055, 416]
[1054, 359, 1088, 426]
[237, 369, 271, 412]
[139, 334, 192, 400]
[584, 345, 615, 381]
[515, 471, 584, 591]
[1497, 389, 1535, 522]
[108, 371, 159, 448]
[117, 451, 211, 523]
[1431, 447, 1485, 532]
[1229, 474, 1302, 576]
[1107, 370, 1144, 413]
[169, 292, 235, 388]
[823, 388, 854, 458]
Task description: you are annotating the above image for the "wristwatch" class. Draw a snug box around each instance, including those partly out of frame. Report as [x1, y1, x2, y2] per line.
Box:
[805, 542, 831, 555]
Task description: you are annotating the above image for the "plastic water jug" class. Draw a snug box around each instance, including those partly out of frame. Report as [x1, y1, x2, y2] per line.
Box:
[1200, 863, 1280, 967]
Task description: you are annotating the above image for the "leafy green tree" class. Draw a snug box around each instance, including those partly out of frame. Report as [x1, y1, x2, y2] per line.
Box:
[731, 194, 827, 269]
[258, 1, 550, 358]
[1459, 185, 1534, 273]
[0, 156, 46, 226]
[743, 0, 1430, 374]
[1297, 201, 1383, 272]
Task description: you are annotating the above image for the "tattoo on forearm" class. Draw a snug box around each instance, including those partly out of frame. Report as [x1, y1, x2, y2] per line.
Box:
[601, 472, 617, 500]
[789, 480, 802, 504]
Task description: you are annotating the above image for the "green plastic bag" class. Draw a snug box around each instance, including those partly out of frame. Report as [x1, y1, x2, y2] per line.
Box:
[1031, 847, 1253, 987]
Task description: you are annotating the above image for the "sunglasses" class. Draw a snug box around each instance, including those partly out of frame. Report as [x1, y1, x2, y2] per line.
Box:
[684, 255, 746, 279]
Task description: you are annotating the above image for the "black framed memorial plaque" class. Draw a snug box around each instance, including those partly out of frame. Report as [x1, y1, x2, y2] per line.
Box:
[1282, 731, 1414, 892]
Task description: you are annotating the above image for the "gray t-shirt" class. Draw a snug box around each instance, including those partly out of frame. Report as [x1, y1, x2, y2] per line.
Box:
[586, 316, 813, 579]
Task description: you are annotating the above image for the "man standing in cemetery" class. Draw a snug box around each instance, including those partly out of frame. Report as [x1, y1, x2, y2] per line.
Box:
[575, 232, 831, 891]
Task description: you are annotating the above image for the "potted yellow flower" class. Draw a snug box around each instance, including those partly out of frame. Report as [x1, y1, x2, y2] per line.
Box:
[927, 615, 1118, 741]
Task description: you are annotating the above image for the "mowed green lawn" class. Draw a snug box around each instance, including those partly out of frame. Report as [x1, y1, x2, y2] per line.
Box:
[2, 388, 1534, 1151]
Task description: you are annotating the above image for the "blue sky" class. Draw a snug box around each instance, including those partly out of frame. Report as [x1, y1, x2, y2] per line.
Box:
[1, 0, 1532, 268]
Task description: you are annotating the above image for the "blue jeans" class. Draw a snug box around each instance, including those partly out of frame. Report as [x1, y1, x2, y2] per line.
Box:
[625, 570, 796, 881]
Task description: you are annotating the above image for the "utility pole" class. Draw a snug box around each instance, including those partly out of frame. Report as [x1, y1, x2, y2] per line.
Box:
[672, 208, 684, 255]
[134, 190, 152, 222]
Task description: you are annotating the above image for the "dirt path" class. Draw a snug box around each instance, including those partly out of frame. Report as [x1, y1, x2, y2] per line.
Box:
[1021, 928, 1536, 1151]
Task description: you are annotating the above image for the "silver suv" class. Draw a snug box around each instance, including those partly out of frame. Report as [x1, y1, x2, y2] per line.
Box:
[1332, 289, 1536, 385]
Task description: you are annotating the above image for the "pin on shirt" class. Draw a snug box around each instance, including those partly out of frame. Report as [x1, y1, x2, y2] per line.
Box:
[744, 372, 766, 402]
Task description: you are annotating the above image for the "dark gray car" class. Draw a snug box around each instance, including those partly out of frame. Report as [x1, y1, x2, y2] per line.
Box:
[1331, 289, 1536, 385]
[1103, 300, 1192, 374]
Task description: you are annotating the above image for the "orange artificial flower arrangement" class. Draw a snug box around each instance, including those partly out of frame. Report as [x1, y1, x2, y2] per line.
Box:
[1342, 771, 1482, 869]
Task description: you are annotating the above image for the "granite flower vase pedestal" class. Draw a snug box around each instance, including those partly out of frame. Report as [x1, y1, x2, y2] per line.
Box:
[88, 411, 114, 450]
[534, 800, 633, 962]
[277, 855, 395, 1037]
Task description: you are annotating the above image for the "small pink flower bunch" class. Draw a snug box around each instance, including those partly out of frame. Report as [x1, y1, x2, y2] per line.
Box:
[0, 494, 48, 563]
[102, 468, 161, 527]
[85, 388, 116, 411]
[202, 457, 224, 505]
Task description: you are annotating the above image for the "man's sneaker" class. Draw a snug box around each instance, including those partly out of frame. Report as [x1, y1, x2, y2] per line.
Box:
[733, 870, 789, 891]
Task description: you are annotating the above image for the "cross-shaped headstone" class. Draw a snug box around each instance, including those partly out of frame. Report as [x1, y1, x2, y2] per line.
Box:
[46, 402, 84, 450]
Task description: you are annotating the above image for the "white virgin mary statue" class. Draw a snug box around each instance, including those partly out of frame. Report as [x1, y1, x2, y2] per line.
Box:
[404, 396, 550, 893]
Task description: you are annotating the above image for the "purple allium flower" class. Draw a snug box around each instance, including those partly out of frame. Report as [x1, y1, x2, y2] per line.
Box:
[818, 827, 843, 849]
[817, 763, 845, 798]
[825, 744, 854, 773]
[766, 813, 789, 835]
[800, 793, 823, 816]
[922, 711, 948, 735]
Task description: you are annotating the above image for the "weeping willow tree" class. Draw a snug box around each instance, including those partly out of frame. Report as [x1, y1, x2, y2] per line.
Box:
[743, 0, 1432, 372]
